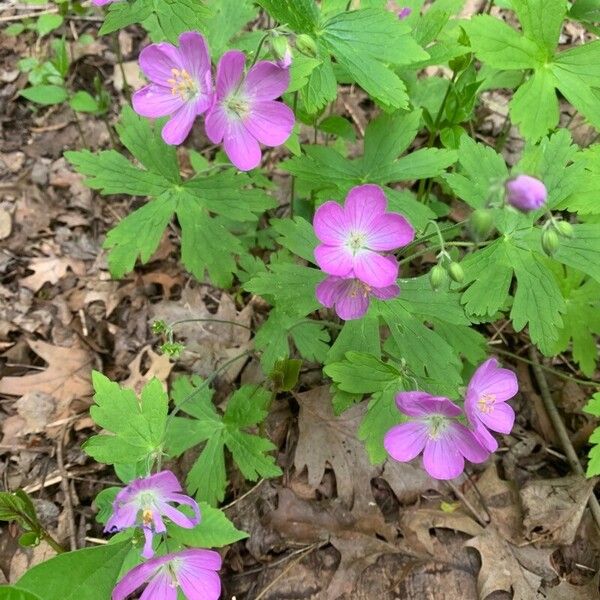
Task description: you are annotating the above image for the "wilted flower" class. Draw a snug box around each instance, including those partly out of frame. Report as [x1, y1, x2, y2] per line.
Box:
[464, 358, 518, 452]
[205, 50, 294, 171]
[105, 470, 200, 559]
[384, 392, 489, 480]
[316, 275, 399, 320]
[505, 175, 547, 212]
[132, 32, 213, 145]
[112, 549, 221, 600]
[313, 184, 414, 288]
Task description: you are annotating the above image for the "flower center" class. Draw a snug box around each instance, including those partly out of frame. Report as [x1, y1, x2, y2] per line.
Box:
[224, 93, 251, 119]
[167, 68, 197, 101]
[426, 415, 449, 440]
[477, 393, 496, 414]
[347, 231, 367, 254]
[142, 508, 153, 526]
[349, 280, 371, 298]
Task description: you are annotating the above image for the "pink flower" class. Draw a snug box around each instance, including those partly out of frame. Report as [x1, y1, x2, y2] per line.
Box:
[384, 392, 489, 480]
[465, 358, 518, 452]
[112, 549, 221, 600]
[316, 276, 399, 320]
[398, 7, 412, 19]
[205, 50, 294, 171]
[92, 0, 115, 4]
[105, 470, 200, 559]
[132, 32, 213, 146]
[313, 184, 414, 288]
[505, 175, 547, 212]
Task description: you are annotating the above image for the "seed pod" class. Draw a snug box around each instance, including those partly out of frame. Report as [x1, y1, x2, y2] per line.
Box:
[505, 175, 547, 212]
[555, 220, 574, 238]
[447, 261, 465, 283]
[542, 228, 560, 256]
[470, 209, 494, 240]
[295, 34, 318, 58]
[430, 264, 446, 290]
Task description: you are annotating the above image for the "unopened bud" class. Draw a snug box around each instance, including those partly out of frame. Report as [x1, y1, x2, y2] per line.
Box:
[470, 209, 494, 240]
[447, 262, 465, 283]
[542, 228, 560, 256]
[271, 34, 292, 68]
[430, 265, 446, 290]
[506, 175, 547, 212]
[295, 34, 318, 58]
[555, 220, 574, 238]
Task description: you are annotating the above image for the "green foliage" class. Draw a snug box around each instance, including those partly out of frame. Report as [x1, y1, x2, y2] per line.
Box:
[0, 490, 46, 548]
[584, 393, 600, 477]
[165, 377, 281, 506]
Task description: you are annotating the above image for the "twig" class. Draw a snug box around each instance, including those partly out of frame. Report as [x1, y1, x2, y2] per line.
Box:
[56, 427, 77, 551]
[223, 479, 264, 511]
[446, 480, 489, 527]
[528, 348, 600, 531]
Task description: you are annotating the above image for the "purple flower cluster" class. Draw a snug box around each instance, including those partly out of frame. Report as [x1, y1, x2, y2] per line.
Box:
[106, 470, 221, 600]
[384, 358, 518, 480]
[131, 31, 294, 171]
[313, 184, 414, 320]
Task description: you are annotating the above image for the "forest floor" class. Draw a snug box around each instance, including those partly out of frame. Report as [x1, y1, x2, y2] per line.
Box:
[1, 4, 600, 600]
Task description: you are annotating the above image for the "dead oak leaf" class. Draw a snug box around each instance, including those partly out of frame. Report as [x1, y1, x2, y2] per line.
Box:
[121, 345, 172, 395]
[0, 339, 93, 405]
[22, 257, 85, 292]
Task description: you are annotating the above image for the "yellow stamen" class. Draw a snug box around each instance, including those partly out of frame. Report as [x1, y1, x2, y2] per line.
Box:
[477, 393, 496, 414]
[168, 68, 197, 101]
[142, 509, 153, 526]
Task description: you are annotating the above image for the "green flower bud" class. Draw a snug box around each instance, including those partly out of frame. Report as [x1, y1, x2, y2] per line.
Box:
[295, 34, 318, 58]
[542, 228, 560, 256]
[270, 34, 291, 67]
[447, 261, 465, 283]
[555, 220, 574, 238]
[469, 209, 494, 240]
[429, 264, 447, 290]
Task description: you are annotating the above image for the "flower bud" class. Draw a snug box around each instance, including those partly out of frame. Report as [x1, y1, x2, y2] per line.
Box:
[447, 261, 465, 283]
[469, 209, 494, 240]
[542, 228, 560, 256]
[429, 265, 446, 290]
[271, 34, 292, 68]
[295, 34, 318, 58]
[505, 175, 547, 212]
[555, 220, 574, 238]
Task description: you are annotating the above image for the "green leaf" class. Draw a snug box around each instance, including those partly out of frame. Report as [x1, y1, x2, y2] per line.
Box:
[168, 502, 248, 547]
[36, 14, 63, 37]
[554, 224, 600, 283]
[69, 91, 98, 113]
[99, 0, 154, 35]
[552, 63, 600, 131]
[0, 588, 42, 600]
[570, 0, 600, 22]
[584, 392, 600, 417]
[201, 0, 257, 57]
[318, 115, 356, 140]
[290, 321, 330, 363]
[20, 84, 67, 105]
[373, 147, 457, 184]
[256, 0, 320, 33]
[462, 15, 541, 69]
[16, 542, 131, 600]
[552, 40, 600, 87]
[271, 217, 317, 263]
[511, 0, 566, 56]
[509, 69, 559, 141]
[585, 393, 600, 477]
[327, 317, 380, 364]
[300, 55, 338, 113]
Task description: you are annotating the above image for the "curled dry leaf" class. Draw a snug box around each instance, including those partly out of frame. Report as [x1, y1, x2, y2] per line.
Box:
[21, 257, 86, 292]
[121, 345, 173, 395]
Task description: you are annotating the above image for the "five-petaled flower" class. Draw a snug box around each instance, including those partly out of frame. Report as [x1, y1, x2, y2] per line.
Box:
[313, 184, 414, 289]
[105, 470, 200, 559]
[384, 392, 489, 480]
[132, 32, 213, 146]
[205, 50, 295, 171]
[464, 358, 518, 452]
[112, 548, 221, 600]
[316, 275, 399, 320]
[505, 174, 547, 212]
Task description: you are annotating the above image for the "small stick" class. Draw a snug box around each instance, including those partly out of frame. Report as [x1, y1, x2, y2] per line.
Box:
[446, 480, 489, 527]
[528, 348, 600, 531]
[57, 426, 77, 551]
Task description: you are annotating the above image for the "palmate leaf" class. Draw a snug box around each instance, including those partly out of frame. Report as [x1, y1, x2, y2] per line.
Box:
[256, 0, 320, 33]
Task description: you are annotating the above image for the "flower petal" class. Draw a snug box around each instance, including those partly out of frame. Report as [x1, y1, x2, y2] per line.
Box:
[105, 502, 138, 532]
[344, 184, 387, 231]
[204, 104, 228, 143]
[112, 557, 167, 600]
[244, 100, 294, 146]
[177, 32, 211, 81]
[395, 392, 443, 416]
[467, 358, 518, 403]
[148, 470, 182, 495]
[367, 213, 415, 251]
[142, 526, 155, 559]
[384, 422, 428, 463]
[139, 42, 181, 86]
[222, 119, 262, 171]
[216, 50, 245, 99]
[139, 572, 177, 600]
[370, 283, 400, 300]
[313, 201, 348, 245]
[479, 401, 515, 435]
[161, 101, 197, 145]
[422, 437, 465, 480]
[471, 421, 499, 453]
[353, 250, 398, 287]
[447, 422, 489, 464]
[159, 503, 197, 529]
[179, 548, 223, 571]
[316, 276, 344, 309]
[244, 61, 290, 100]
[132, 85, 185, 118]
[314, 244, 354, 278]
[178, 569, 221, 600]
[334, 282, 370, 320]
[169, 493, 201, 524]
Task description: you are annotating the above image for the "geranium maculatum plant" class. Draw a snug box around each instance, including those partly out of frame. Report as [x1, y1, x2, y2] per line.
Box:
[5, 0, 600, 598]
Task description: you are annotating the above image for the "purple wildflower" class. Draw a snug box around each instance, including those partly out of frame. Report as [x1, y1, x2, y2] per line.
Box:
[132, 32, 213, 146]
[313, 184, 414, 288]
[92, 0, 115, 4]
[316, 275, 399, 320]
[105, 470, 200, 559]
[398, 7, 412, 19]
[112, 549, 221, 600]
[505, 175, 547, 212]
[205, 50, 294, 171]
[384, 392, 489, 480]
[464, 358, 518, 452]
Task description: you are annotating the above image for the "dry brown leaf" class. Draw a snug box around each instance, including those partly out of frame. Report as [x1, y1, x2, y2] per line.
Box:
[9, 541, 56, 583]
[520, 475, 595, 546]
[0, 339, 93, 405]
[15, 391, 56, 434]
[121, 345, 173, 394]
[21, 256, 85, 292]
[544, 573, 600, 600]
